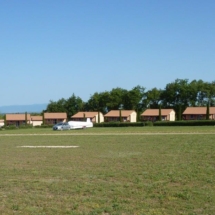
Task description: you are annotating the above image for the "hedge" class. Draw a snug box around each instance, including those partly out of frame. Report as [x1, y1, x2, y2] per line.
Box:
[94, 122, 145, 127]
[19, 124, 33, 129]
[95, 120, 215, 127]
[154, 120, 215, 126]
[35, 124, 53, 128]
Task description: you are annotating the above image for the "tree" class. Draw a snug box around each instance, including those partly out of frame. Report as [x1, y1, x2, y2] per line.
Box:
[65, 94, 84, 119]
[4, 114, 6, 126]
[161, 79, 192, 118]
[158, 105, 162, 121]
[85, 91, 110, 113]
[124, 85, 145, 114]
[98, 111, 100, 123]
[25, 112, 27, 125]
[45, 94, 84, 120]
[206, 101, 210, 120]
[42, 112, 45, 125]
[143, 88, 162, 109]
[178, 104, 182, 121]
[46, 98, 67, 112]
[119, 109, 122, 122]
[107, 88, 127, 111]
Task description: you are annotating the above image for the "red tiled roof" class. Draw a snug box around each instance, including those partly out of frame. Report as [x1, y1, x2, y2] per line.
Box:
[6, 114, 31, 121]
[183, 107, 215, 115]
[71, 112, 99, 118]
[104, 110, 136, 117]
[141, 109, 175, 116]
[31, 116, 43, 121]
[44, 112, 67, 119]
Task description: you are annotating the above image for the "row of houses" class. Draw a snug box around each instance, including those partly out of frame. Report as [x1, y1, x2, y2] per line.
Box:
[1, 107, 215, 127]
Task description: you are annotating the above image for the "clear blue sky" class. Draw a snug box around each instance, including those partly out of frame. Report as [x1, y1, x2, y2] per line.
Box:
[1, 0, 215, 105]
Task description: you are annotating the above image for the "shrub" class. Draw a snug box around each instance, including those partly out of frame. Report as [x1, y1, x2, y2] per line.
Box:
[5, 125, 18, 130]
[94, 122, 145, 127]
[35, 124, 53, 128]
[144, 121, 153, 126]
[19, 124, 33, 129]
[154, 120, 215, 126]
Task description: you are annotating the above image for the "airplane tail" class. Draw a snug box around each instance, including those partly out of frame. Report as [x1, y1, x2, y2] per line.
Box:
[86, 118, 91, 123]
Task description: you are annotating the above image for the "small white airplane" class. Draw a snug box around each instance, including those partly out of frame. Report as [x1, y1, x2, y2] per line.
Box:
[68, 118, 93, 129]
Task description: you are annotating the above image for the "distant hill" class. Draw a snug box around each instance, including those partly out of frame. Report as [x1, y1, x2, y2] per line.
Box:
[0, 104, 47, 114]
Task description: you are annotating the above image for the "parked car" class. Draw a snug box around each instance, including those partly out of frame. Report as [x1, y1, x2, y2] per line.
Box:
[53, 122, 70, 130]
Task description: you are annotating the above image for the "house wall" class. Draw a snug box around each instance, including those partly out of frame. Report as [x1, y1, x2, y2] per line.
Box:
[184, 115, 206, 120]
[31, 121, 43, 126]
[183, 114, 215, 120]
[91, 117, 96, 123]
[166, 114, 170, 121]
[130, 112, 137, 122]
[142, 114, 175, 121]
[95, 113, 104, 123]
[105, 117, 119, 122]
[71, 117, 97, 122]
[105, 116, 131, 122]
[6, 120, 31, 126]
[142, 116, 157, 121]
[72, 118, 87, 122]
[45, 119, 66, 125]
[0, 120, 4, 127]
[169, 111, 175, 121]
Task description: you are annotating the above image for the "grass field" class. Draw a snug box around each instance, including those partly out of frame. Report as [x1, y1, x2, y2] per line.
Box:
[0, 127, 215, 214]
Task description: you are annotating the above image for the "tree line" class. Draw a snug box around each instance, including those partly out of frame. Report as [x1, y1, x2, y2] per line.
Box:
[44, 79, 215, 120]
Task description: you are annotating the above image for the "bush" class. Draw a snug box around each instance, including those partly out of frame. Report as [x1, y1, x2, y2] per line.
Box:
[5, 125, 18, 130]
[35, 124, 53, 128]
[94, 122, 145, 127]
[19, 124, 33, 129]
[154, 120, 215, 126]
[144, 121, 153, 126]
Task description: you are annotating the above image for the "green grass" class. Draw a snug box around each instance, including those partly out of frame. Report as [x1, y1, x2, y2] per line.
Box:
[1, 125, 215, 134]
[0, 127, 215, 214]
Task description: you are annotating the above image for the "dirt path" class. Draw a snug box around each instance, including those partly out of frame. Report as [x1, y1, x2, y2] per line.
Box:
[0, 132, 215, 136]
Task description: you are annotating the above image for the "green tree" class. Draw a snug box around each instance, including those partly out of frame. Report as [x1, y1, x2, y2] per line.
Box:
[107, 88, 127, 111]
[46, 94, 84, 120]
[178, 104, 182, 121]
[124, 85, 145, 116]
[119, 109, 122, 122]
[4, 114, 6, 126]
[143, 88, 162, 109]
[46, 98, 67, 112]
[42, 112, 45, 125]
[206, 101, 210, 120]
[0, 114, 4, 119]
[25, 112, 27, 125]
[158, 105, 162, 121]
[98, 111, 100, 123]
[65, 94, 84, 119]
[85, 91, 110, 113]
[161, 79, 191, 117]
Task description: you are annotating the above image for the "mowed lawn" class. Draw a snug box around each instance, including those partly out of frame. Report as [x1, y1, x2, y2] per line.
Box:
[0, 127, 215, 215]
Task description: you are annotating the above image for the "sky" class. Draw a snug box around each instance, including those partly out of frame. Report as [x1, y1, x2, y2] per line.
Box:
[1, 0, 215, 105]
